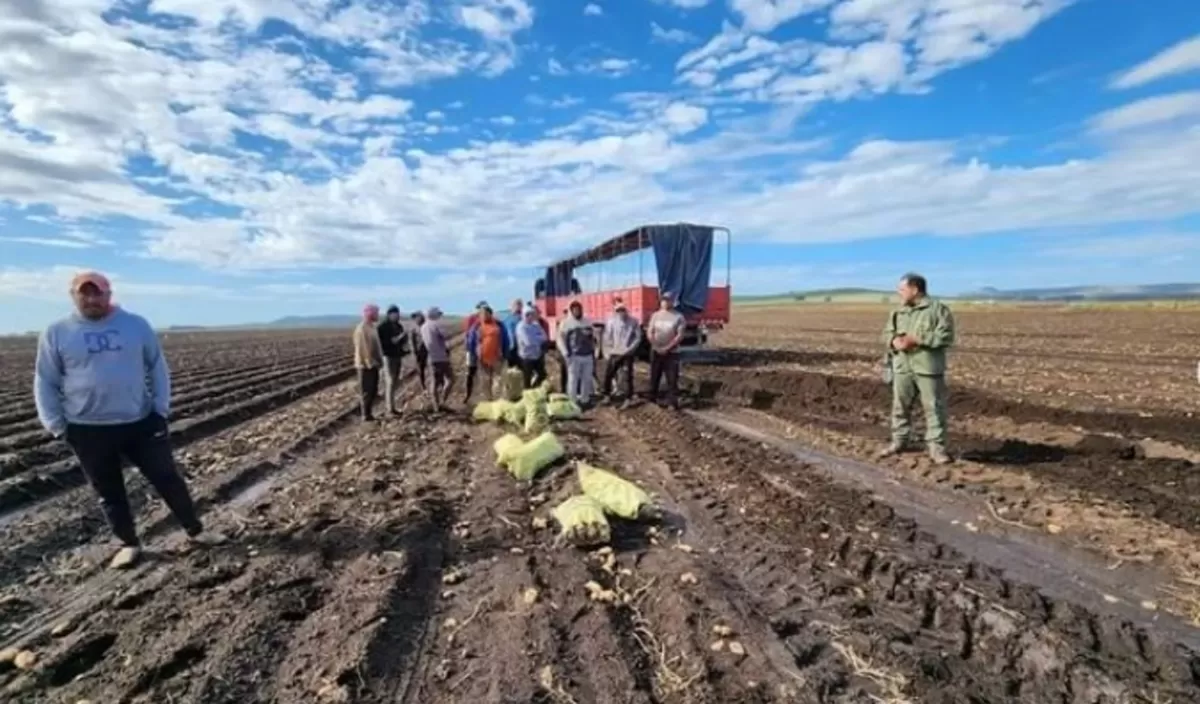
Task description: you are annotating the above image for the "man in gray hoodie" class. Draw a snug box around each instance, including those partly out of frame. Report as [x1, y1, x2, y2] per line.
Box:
[601, 299, 642, 406]
[556, 300, 596, 407]
[35, 271, 227, 570]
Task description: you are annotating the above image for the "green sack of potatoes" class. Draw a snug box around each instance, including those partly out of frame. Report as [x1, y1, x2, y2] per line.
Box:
[525, 397, 550, 435]
[578, 462, 654, 520]
[548, 393, 570, 403]
[493, 433, 524, 467]
[501, 399, 527, 427]
[551, 495, 611, 547]
[522, 384, 550, 406]
[546, 398, 582, 420]
[502, 368, 525, 402]
[473, 401, 503, 422]
[507, 431, 565, 481]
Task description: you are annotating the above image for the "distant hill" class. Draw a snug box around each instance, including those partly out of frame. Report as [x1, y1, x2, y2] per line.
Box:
[962, 283, 1200, 301]
[736, 288, 892, 303]
[258, 315, 362, 329]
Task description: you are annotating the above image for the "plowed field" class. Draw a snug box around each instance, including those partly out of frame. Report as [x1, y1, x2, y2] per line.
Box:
[1, 306, 1199, 704]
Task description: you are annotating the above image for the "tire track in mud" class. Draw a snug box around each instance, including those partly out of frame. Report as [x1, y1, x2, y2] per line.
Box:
[683, 364, 1200, 535]
[401, 420, 658, 704]
[1, 394, 449, 702]
[0, 356, 349, 475]
[0, 348, 346, 435]
[0, 364, 356, 516]
[604, 402, 1200, 703]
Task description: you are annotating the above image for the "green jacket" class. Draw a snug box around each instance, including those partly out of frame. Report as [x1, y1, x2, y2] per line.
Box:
[883, 297, 955, 375]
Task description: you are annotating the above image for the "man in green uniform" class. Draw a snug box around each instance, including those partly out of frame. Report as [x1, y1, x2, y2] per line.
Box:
[879, 273, 955, 465]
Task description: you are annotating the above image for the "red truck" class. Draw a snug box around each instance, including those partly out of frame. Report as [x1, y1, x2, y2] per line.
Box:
[534, 223, 731, 359]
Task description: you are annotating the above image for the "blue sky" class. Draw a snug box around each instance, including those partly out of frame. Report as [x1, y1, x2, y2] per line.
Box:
[1, 0, 1199, 332]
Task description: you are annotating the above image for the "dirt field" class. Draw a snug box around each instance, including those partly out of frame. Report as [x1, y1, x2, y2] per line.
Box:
[1, 305, 1199, 703]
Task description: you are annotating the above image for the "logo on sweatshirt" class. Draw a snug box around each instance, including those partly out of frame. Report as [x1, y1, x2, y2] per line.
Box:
[84, 331, 123, 354]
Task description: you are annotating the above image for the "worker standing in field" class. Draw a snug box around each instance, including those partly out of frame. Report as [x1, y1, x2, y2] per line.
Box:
[377, 305, 407, 417]
[34, 271, 227, 570]
[647, 292, 685, 411]
[557, 300, 597, 407]
[516, 305, 549, 388]
[409, 311, 429, 390]
[462, 300, 486, 404]
[602, 299, 643, 408]
[421, 307, 454, 412]
[502, 298, 524, 367]
[879, 273, 956, 465]
[353, 304, 385, 421]
[466, 305, 510, 400]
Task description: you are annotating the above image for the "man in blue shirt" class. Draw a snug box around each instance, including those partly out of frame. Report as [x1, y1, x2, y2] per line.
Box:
[34, 271, 227, 570]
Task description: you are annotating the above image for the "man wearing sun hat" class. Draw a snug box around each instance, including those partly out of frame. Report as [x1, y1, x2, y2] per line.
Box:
[34, 271, 227, 571]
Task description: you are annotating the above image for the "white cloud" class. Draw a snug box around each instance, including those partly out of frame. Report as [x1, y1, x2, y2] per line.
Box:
[659, 0, 710, 7]
[661, 103, 709, 134]
[548, 58, 569, 76]
[583, 3, 603, 16]
[730, 0, 834, 34]
[1111, 35, 1200, 90]
[651, 22, 698, 44]
[1090, 91, 1200, 133]
[457, 0, 535, 41]
[678, 1, 1069, 106]
[1, 0, 1198, 295]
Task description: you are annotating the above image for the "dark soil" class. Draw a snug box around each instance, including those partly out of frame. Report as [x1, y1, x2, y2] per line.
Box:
[1, 334, 1198, 704]
[683, 363, 1200, 534]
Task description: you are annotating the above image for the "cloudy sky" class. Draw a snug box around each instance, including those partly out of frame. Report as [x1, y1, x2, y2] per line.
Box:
[1, 0, 1198, 331]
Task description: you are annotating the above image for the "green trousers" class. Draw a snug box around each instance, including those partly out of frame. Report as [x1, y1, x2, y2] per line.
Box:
[891, 372, 948, 448]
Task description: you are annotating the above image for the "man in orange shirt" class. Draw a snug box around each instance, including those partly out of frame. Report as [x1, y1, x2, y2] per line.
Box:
[466, 305, 510, 401]
[462, 300, 486, 403]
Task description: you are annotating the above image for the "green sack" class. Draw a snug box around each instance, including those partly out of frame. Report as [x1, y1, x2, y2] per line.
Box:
[578, 462, 653, 520]
[473, 401, 503, 422]
[547, 398, 582, 420]
[525, 398, 549, 435]
[522, 384, 550, 406]
[548, 393, 570, 403]
[502, 368, 525, 402]
[551, 495, 611, 547]
[507, 432, 565, 481]
[501, 400, 527, 427]
[493, 433, 524, 467]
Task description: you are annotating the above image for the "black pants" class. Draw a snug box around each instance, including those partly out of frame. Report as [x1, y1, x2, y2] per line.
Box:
[65, 414, 203, 547]
[649, 351, 681, 408]
[520, 356, 547, 388]
[602, 353, 635, 398]
[414, 349, 428, 389]
[464, 363, 478, 400]
[359, 367, 380, 419]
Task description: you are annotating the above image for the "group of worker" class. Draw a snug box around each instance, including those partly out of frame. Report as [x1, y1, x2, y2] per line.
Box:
[30, 267, 954, 574]
[350, 293, 689, 421]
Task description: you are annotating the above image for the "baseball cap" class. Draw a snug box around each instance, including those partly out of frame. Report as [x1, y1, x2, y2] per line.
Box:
[476, 300, 488, 309]
[386, 304, 400, 315]
[613, 299, 627, 311]
[660, 291, 675, 301]
[70, 271, 111, 294]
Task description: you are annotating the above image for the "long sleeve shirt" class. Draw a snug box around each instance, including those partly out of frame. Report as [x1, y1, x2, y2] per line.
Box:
[34, 308, 169, 435]
[353, 320, 384, 369]
[603, 313, 642, 356]
[421, 320, 451, 363]
[516, 320, 548, 360]
[557, 316, 596, 357]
